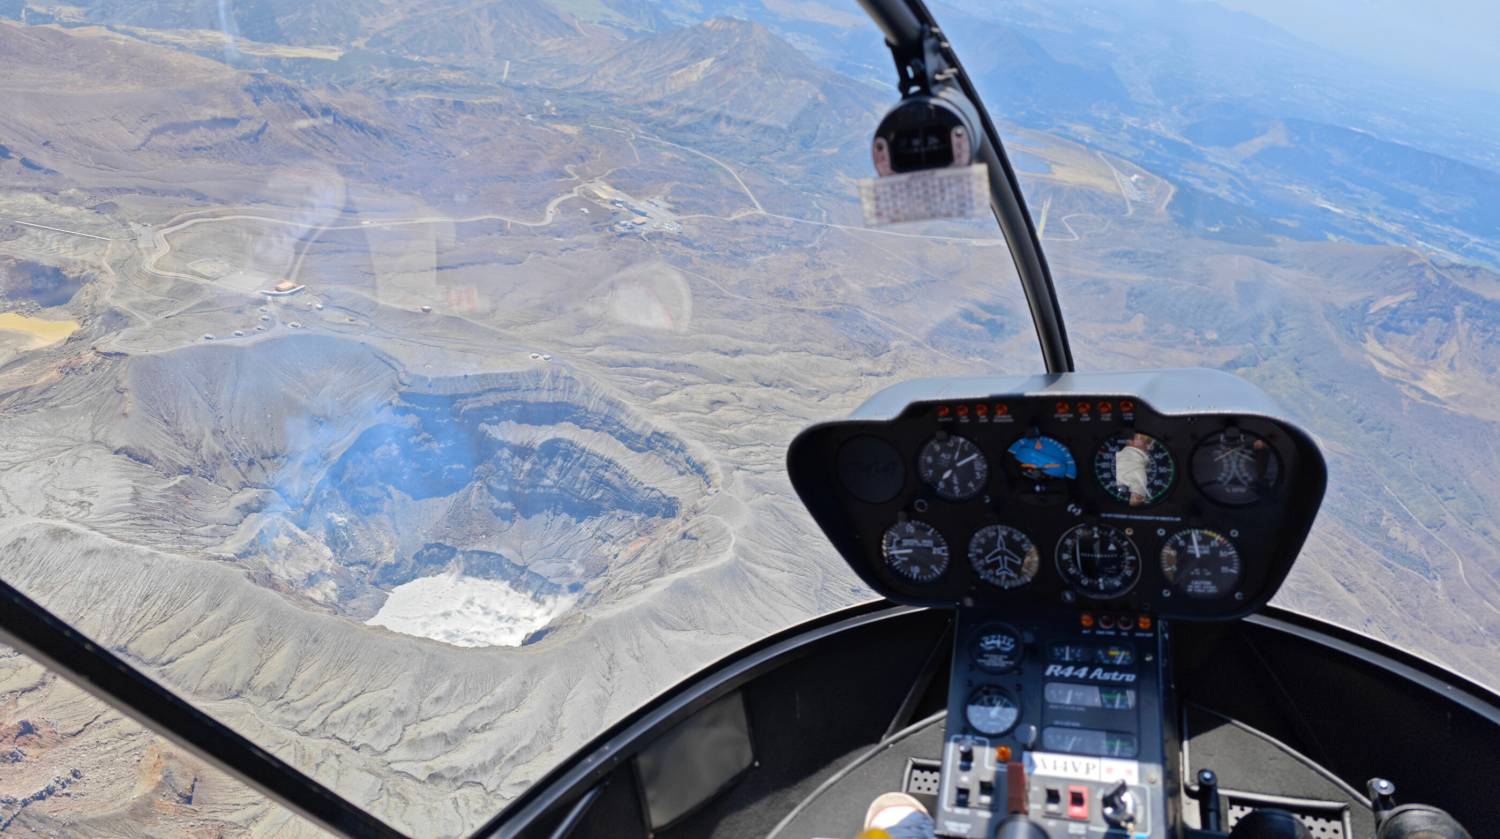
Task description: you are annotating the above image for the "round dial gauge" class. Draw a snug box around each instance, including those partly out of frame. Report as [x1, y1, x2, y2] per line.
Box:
[918, 434, 988, 500]
[1161, 529, 1242, 599]
[881, 520, 950, 583]
[1056, 523, 1142, 598]
[965, 685, 1020, 735]
[1094, 431, 1175, 506]
[1006, 434, 1077, 481]
[971, 623, 1024, 673]
[1191, 429, 1281, 506]
[968, 525, 1041, 590]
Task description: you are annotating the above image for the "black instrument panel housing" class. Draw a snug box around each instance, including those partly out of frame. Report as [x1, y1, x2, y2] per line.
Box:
[788, 370, 1326, 620]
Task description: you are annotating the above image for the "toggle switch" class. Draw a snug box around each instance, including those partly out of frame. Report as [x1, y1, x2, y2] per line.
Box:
[1067, 785, 1089, 820]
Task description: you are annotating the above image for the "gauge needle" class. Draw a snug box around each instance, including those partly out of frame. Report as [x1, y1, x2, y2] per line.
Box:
[889, 548, 911, 556]
[956, 453, 978, 467]
[1192, 530, 1201, 556]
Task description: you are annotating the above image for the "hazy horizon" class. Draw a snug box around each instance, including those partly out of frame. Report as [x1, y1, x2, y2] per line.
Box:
[1208, 0, 1500, 95]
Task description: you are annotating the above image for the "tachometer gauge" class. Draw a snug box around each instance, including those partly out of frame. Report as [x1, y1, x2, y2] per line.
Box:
[1006, 434, 1077, 481]
[1094, 431, 1174, 506]
[1191, 428, 1281, 506]
[968, 525, 1040, 590]
[881, 520, 950, 582]
[1056, 523, 1141, 598]
[965, 685, 1020, 735]
[971, 623, 1024, 673]
[1160, 528, 1242, 599]
[918, 434, 988, 500]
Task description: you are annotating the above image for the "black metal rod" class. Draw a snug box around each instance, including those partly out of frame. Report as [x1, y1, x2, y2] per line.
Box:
[0, 578, 407, 839]
[857, 0, 922, 45]
[859, 0, 1076, 373]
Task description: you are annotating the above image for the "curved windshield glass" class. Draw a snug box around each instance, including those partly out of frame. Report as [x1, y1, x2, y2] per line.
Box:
[944, 0, 1500, 692]
[2, 2, 1497, 835]
[0, 5, 1031, 834]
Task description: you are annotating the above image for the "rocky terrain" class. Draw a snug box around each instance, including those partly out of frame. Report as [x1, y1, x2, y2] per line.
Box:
[0, 1, 1497, 837]
[1, 644, 326, 837]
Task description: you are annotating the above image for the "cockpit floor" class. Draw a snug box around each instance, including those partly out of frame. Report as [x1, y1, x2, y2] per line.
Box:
[766, 713, 946, 839]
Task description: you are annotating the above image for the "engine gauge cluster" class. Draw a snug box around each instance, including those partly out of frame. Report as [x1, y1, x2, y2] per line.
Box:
[787, 370, 1327, 620]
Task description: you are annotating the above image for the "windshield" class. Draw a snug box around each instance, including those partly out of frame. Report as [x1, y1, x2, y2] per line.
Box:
[0, 1, 1496, 836]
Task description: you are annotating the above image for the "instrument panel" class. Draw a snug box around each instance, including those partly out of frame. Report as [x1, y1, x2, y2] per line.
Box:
[788, 370, 1326, 619]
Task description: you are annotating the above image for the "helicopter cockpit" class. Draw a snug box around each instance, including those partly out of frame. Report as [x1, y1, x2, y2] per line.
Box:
[786, 368, 1321, 839]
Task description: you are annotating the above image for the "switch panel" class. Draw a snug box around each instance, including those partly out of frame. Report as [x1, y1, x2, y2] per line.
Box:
[934, 606, 1173, 838]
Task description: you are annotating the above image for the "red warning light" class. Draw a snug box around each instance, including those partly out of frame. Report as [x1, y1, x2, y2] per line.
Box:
[1120, 400, 1135, 413]
[956, 404, 969, 417]
[976, 404, 989, 417]
[1055, 401, 1071, 414]
[1099, 401, 1113, 414]
[1080, 612, 1095, 628]
[1077, 402, 1091, 414]
[994, 404, 1009, 416]
[937, 405, 951, 418]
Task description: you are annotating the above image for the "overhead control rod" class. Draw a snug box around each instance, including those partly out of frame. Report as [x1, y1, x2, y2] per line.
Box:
[858, 0, 1075, 374]
[0, 578, 407, 839]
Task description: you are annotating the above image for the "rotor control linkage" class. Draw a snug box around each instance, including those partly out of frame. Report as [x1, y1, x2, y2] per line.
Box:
[1365, 778, 1474, 839]
[1193, 768, 1223, 833]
